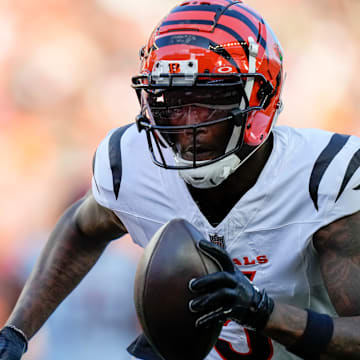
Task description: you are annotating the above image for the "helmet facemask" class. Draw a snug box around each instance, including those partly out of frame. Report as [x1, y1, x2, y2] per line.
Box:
[134, 71, 274, 188]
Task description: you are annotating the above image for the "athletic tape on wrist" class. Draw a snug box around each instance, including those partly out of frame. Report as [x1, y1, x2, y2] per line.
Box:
[287, 309, 334, 359]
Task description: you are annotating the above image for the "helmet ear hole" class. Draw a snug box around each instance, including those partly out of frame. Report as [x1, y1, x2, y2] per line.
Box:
[260, 69, 282, 109]
[256, 81, 274, 109]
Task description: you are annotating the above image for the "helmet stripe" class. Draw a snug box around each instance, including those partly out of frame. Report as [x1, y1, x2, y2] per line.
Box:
[224, 9, 266, 50]
[239, 5, 263, 22]
[160, 20, 249, 60]
[168, 5, 266, 51]
[226, 9, 258, 35]
[220, 1, 264, 24]
[162, 19, 214, 26]
[216, 24, 249, 59]
[155, 34, 241, 72]
[171, 5, 225, 14]
[263, 18, 282, 53]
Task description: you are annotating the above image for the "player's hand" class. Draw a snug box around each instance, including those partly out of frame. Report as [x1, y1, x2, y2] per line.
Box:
[0, 326, 28, 360]
[189, 240, 274, 331]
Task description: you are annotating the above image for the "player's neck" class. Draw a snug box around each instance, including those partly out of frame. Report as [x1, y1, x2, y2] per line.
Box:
[187, 134, 274, 226]
[228, 133, 274, 194]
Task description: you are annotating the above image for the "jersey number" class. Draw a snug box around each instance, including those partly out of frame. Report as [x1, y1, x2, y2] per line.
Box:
[214, 271, 274, 360]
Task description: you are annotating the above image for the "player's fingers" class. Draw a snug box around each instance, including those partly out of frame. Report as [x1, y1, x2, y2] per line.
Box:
[190, 288, 236, 313]
[198, 240, 234, 273]
[195, 307, 229, 328]
[189, 271, 236, 293]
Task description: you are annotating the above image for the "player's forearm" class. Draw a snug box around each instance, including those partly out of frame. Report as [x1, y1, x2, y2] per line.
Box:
[6, 200, 109, 339]
[264, 302, 360, 359]
[262, 302, 307, 347]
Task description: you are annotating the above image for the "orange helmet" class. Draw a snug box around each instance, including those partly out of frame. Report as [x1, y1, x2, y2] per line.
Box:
[132, 0, 284, 188]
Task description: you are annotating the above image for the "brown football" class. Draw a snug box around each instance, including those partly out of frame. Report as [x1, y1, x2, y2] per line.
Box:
[134, 218, 222, 360]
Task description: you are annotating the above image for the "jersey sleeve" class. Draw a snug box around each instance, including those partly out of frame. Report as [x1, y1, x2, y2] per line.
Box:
[91, 124, 133, 211]
[321, 134, 360, 225]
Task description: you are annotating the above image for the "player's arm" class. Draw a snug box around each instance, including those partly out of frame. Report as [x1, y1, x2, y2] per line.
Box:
[0, 189, 126, 358]
[261, 211, 360, 359]
[314, 211, 360, 357]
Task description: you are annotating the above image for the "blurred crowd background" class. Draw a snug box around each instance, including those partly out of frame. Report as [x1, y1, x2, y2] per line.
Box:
[0, 0, 359, 359]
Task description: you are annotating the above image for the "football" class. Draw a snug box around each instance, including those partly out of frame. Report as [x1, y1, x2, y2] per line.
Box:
[134, 218, 223, 360]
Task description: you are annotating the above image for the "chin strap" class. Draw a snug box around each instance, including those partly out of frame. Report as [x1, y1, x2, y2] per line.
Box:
[175, 154, 241, 189]
[176, 133, 271, 189]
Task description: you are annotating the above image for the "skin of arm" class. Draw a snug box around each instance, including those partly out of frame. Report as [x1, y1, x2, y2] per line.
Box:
[263, 211, 360, 359]
[5, 190, 126, 340]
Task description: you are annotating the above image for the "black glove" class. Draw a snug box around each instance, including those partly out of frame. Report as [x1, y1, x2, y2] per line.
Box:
[189, 240, 274, 331]
[0, 326, 28, 360]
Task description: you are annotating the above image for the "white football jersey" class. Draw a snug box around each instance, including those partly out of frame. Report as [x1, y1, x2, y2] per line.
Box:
[92, 124, 360, 360]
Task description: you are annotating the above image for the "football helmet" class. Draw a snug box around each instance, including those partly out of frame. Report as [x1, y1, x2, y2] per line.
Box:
[132, 0, 284, 188]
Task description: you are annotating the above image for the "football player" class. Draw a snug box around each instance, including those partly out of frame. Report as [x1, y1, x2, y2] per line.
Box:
[1, 1, 360, 359]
